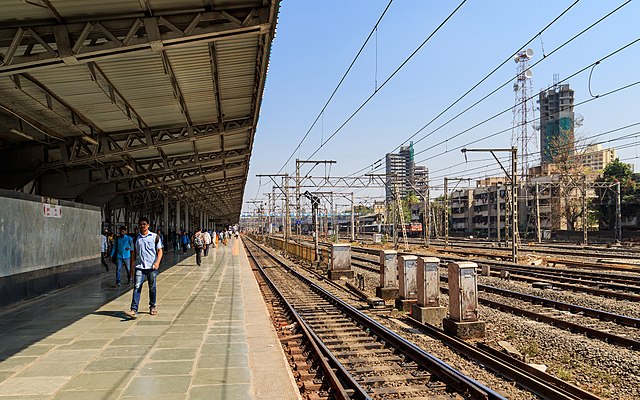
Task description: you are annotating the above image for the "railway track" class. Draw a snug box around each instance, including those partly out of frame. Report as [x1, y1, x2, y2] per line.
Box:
[245, 238, 504, 399]
[351, 252, 640, 349]
[246, 235, 602, 400]
[350, 246, 640, 302]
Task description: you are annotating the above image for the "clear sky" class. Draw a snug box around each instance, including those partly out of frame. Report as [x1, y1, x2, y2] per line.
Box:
[243, 0, 640, 215]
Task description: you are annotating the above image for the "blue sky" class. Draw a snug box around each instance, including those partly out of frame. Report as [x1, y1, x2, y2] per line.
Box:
[243, 0, 640, 214]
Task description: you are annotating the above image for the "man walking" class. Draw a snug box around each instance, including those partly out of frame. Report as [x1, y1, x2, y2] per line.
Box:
[110, 226, 133, 287]
[192, 228, 204, 266]
[181, 231, 189, 254]
[126, 217, 163, 319]
[203, 229, 212, 256]
[101, 230, 110, 272]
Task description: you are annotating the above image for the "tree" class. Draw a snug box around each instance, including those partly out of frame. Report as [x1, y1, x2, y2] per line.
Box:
[353, 205, 373, 215]
[401, 193, 420, 223]
[546, 133, 597, 231]
[595, 159, 638, 229]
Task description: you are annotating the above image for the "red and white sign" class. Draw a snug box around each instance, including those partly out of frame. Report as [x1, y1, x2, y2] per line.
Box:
[43, 204, 62, 218]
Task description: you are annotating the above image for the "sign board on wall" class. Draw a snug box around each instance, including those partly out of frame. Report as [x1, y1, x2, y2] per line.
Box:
[43, 204, 62, 218]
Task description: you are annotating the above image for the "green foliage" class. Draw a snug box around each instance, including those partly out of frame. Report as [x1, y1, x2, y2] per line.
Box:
[556, 367, 573, 381]
[594, 159, 640, 229]
[523, 340, 540, 357]
[354, 205, 373, 215]
[400, 193, 420, 223]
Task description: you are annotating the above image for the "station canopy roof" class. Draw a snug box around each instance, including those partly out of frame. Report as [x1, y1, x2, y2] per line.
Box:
[0, 0, 280, 224]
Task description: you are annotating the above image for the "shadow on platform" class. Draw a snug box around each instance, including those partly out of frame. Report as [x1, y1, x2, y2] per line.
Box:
[0, 249, 188, 362]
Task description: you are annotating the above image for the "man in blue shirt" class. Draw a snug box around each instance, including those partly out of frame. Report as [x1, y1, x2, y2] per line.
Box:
[109, 226, 134, 287]
[126, 217, 163, 319]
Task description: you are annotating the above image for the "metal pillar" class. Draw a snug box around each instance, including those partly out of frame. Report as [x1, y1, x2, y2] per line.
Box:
[283, 174, 290, 242]
[425, 181, 430, 247]
[535, 183, 541, 243]
[582, 180, 588, 245]
[268, 193, 273, 234]
[444, 178, 449, 248]
[163, 195, 169, 234]
[295, 162, 302, 237]
[176, 200, 181, 232]
[496, 186, 501, 242]
[184, 202, 189, 233]
[616, 182, 622, 242]
[511, 148, 518, 263]
[350, 192, 355, 242]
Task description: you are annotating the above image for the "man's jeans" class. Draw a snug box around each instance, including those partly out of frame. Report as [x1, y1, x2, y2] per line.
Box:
[203, 244, 209, 257]
[115, 257, 130, 284]
[195, 247, 203, 266]
[130, 268, 157, 312]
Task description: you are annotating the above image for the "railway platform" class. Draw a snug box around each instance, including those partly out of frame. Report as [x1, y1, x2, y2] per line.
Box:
[0, 238, 300, 400]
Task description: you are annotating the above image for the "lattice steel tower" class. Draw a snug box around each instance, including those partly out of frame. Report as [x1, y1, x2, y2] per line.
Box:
[511, 49, 536, 181]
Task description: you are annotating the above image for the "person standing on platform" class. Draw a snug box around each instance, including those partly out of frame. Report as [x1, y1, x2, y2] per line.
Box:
[192, 228, 204, 266]
[101, 230, 110, 272]
[203, 229, 212, 256]
[172, 230, 179, 253]
[181, 231, 189, 254]
[126, 217, 163, 319]
[156, 229, 164, 247]
[110, 226, 133, 287]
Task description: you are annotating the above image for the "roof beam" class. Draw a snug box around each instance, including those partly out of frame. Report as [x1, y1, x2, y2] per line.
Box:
[45, 118, 252, 167]
[208, 42, 223, 123]
[159, 51, 191, 125]
[0, 8, 271, 76]
[91, 148, 251, 184]
[114, 160, 247, 194]
[86, 62, 149, 132]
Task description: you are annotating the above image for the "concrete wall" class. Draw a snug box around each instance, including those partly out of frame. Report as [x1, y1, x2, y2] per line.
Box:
[0, 189, 101, 306]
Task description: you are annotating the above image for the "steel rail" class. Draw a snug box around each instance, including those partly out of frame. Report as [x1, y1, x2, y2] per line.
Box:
[350, 245, 640, 302]
[257, 235, 604, 399]
[476, 284, 640, 327]
[399, 317, 601, 400]
[438, 284, 640, 350]
[244, 240, 367, 400]
[248, 236, 503, 400]
[351, 253, 640, 328]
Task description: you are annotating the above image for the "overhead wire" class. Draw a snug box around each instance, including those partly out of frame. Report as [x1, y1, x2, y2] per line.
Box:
[300, 0, 469, 162]
[413, 72, 640, 166]
[348, 0, 632, 177]
[276, 0, 396, 174]
[353, 35, 640, 175]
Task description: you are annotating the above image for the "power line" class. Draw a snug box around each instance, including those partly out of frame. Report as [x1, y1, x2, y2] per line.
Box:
[276, 0, 396, 174]
[414, 73, 640, 166]
[356, 35, 640, 176]
[349, 0, 632, 177]
[300, 0, 469, 162]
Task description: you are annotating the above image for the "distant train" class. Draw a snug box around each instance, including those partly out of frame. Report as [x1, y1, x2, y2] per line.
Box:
[360, 222, 423, 238]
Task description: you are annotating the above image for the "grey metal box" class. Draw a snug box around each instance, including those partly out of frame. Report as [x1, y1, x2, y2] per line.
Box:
[330, 244, 351, 271]
[447, 261, 479, 322]
[379, 250, 398, 288]
[398, 255, 418, 299]
[417, 257, 440, 307]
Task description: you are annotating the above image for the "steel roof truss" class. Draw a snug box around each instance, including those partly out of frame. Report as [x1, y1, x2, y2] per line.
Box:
[0, 8, 271, 76]
[47, 118, 251, 167]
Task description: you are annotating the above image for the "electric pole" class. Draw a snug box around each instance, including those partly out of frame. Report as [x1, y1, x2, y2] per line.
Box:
[462, 147, 518, 263]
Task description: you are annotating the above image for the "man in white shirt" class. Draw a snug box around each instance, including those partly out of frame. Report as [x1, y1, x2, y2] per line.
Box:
[203, 230, 212, 256]
[101, 230, 109, 272]
[125, 217, 163, 319]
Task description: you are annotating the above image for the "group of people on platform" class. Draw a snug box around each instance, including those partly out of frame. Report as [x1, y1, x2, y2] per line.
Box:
[100, 219, 239, 319]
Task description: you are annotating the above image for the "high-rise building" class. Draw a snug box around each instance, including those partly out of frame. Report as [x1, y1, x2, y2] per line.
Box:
[580, 144, 616, 172]
[385, 142, 426, 200]
[539, 84, 574, 164]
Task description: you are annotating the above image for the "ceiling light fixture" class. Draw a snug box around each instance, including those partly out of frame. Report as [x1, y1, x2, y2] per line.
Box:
[125, 164, 134, 172]
[81, 135, 99, 145]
